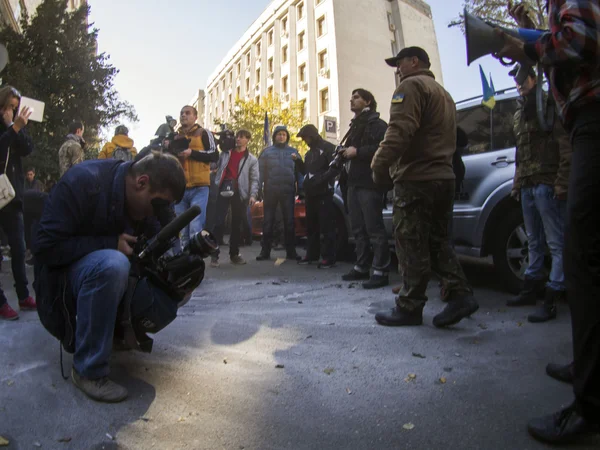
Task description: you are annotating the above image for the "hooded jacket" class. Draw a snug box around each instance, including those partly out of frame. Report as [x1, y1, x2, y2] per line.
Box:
[215, 148, 260, 201]
[258, 125, 301, 195]
[178, 124, 218, 188]
[58, 134, 85, 177]
[295, 125, 338, 197]
[98, 134, 137, 160]
[0, 122, 34, 208]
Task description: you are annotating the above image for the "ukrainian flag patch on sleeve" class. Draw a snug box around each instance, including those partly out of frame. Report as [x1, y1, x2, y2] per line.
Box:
[392, 93, 405, 104]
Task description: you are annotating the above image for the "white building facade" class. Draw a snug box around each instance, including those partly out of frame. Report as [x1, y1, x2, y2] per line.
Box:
[204, 0, 442, 142]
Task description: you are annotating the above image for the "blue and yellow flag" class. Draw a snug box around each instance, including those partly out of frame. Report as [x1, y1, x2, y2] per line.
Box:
[479, 65, 496, 110]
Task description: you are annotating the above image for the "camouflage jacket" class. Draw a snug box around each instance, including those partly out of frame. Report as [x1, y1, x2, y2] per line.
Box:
[58, 134, 85, 177]
[512, 93, 571, 195]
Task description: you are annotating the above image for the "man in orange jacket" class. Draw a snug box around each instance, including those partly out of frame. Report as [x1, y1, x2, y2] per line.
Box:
[98, 125, 137, 161]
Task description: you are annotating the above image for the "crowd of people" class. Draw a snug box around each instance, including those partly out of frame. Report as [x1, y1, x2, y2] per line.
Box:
[0, 0, 597, 444]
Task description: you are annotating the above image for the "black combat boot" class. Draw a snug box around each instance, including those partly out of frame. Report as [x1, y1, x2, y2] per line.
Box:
[527, 404, 600, 444]
[375, 306, 423, 326]
[363, 274, 389, 289]
[433, 292, 479, 328]
[507, 277, 545, 307]
[546, 361, 574, 384]
[342, 268, 370, 281]
[256, 248, 271, 261]
[528, 288, 562, 323]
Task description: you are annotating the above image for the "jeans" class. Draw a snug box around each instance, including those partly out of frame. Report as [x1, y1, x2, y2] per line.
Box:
[564, 110, 600, 424]
[521, 184, 566, 291]
[262, 191, 295, 255]
[175, 186, 209, 249]
[68, 250, 130, 379]
[213, 192, 246, 258]
[305, 193, 336, 261]
[347, 186, 390, 274]
[0, 203, 30, 305]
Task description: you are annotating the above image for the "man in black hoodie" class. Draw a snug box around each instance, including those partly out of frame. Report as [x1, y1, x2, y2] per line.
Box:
[295, 124, 338, 268]
[340, 89, 391, 289]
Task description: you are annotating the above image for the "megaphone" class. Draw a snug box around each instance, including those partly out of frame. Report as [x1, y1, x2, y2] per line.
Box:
[464, 9, 554, 132]
[0, 44, 8, 73]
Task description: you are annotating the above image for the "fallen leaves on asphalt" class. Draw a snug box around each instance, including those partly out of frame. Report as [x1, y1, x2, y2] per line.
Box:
[274, 258, 286, 266]
[6, 380, 13, 386]
[57, 437, 72, 443]
[351, 346, 358, 353]
[404, 373, 417, 383]
[412, 352, 426, 359]
[439, 377, 447, 384]
[0, 436, 8, 447]
[223, 358, 228, 364]
[346, 387, 352, 395]
[323, 368, 335, 375]
[275, 364, 285, 369]
[402, 423, 415, 430]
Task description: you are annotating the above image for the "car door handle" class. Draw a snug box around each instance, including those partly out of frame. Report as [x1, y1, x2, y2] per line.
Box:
[491, 157, 516, 167]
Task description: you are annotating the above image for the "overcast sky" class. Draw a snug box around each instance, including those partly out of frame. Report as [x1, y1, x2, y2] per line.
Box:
[88, 0, 514, 146]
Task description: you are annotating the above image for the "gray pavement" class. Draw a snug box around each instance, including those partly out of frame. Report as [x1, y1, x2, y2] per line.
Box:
[0, 246, 598, 450]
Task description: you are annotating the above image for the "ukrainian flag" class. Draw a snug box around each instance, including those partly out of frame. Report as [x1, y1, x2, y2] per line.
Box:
[479, 65, 496, 110]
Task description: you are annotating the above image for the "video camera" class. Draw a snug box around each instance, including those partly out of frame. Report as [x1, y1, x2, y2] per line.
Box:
[117, 203, 219, 353]
[214, 124, 235, 152]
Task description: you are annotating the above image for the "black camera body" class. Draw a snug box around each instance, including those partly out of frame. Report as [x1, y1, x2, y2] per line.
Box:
[214, 125, 235, 152]
[330, 145, 347, 169]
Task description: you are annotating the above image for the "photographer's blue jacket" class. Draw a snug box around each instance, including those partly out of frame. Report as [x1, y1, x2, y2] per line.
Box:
[258, 125, 302, 196]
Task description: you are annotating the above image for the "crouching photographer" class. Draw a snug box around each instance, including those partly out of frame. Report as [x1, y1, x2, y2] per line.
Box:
[32, 152, 216, 403]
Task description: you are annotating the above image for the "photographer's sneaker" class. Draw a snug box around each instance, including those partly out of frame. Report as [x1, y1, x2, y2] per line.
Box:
[18, 296, 37, 311]
[0, 303, 19, 321]
[317, 260, 335, 269]
[230, 254, 247, 265]
[210, 256, 220, 268]
[71, 368, 128, 403]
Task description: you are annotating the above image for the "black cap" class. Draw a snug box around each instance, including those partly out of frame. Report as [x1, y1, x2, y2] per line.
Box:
[385, 46, 431, 68]
[509, 63, 536, 85]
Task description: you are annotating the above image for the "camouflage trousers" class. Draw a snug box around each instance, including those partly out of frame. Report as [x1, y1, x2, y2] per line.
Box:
[393, 180, 472, 311]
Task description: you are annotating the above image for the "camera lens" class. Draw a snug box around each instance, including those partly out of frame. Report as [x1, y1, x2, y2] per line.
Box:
[185, 230, 219, 258]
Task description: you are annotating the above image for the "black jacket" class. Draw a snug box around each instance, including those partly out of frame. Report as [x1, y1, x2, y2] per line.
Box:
[295, 137, 338, 197]
[341, 110, 388, 190]
[0, 122, 34, 208]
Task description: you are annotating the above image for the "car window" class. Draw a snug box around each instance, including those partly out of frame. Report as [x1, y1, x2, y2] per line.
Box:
[457, 105, 491, 155]
[457, 98, 519, 155]
[491, 98, 518, 151]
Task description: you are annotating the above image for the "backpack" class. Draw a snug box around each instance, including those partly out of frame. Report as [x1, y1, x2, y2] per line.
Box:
[112, 146, 133, 161]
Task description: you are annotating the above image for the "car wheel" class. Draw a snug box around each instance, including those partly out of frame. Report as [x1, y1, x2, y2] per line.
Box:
[491, 208, 529, 294]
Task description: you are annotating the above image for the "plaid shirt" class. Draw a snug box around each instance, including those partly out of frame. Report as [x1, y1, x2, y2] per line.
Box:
[524, 0, 600, 128]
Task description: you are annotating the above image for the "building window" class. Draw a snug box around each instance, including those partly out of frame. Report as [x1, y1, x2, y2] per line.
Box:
[221, 101, 225, 113]
[228, 94, 232, 106]
[268, 86, 274, 97]
[256, 41, 262, 57]
[282, 45, 288, 63]
[246, 53, 251, 66]
[246, 78, 250, 91]
[281, 16, 288, 34]
[297, 2, 304, 20]
[320, 88, 329, 113]
[318, 50, 328, 70]
[298, 63, 306, 83]
[282, 75, 289, 94]
[298, 31, 305, 51]
[255, 95, 261, 104]
[317, 16, 326, 37]
[228, 71, 233, 83]
[268, 29, 274, 46]
[300, 99, 308, 120]
[316, 0, 324, 4]
[268, 57, 274, 73]
[256, 68, 261, 82]
[236, 87, 241, 99]
[237, 61, 241, 74]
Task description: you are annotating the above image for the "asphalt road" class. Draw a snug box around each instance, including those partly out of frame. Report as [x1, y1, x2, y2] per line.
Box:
[0, 246, 597, 450]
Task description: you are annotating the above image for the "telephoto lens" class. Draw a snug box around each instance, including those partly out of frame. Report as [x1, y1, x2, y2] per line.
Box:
[185, 230, 219, 258]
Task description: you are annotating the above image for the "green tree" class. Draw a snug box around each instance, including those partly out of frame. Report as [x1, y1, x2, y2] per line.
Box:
[449, 1, 548, 31]
[0, 0, 136, 182]
[220, 94, 308, 156]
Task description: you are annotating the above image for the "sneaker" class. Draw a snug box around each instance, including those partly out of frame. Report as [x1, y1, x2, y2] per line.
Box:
[0, 302, 19, 321]
[298, 257, 316, 265]
[363, 274, 389, 289]
[317, 260, 335, 269]
[18, 296, 37, 311]
[210, 256, 220, 268]
[342, 268, 370, 281]
[71, 368, 128, 403]
[230, 254, 247, 265]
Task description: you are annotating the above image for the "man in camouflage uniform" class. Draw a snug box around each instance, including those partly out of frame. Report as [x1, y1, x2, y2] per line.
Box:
[58, 121, 85, 177]
[506, 64, 571, 323]
[371, 47, 478, 328]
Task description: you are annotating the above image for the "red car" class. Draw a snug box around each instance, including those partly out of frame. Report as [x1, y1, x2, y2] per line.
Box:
[250, 197, 307, 238]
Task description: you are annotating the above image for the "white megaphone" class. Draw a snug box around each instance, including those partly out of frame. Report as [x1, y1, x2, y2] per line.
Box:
[464, 9, 554, 131]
